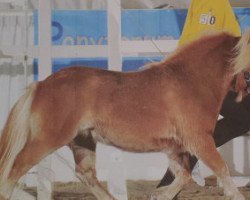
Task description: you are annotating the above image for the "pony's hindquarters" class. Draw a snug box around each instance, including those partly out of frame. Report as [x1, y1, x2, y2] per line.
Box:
[0, 80, 85, 199]
[0, 83, 37, 198]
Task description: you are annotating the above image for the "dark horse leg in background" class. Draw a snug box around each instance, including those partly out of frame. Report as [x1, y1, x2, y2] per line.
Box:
[157, 91, 250, 188]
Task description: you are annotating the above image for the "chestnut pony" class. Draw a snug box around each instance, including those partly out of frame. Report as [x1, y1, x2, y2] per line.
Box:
[1, 31, 250, 200]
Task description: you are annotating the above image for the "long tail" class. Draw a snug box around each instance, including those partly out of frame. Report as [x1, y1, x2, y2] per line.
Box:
[0, 83, 37, 186]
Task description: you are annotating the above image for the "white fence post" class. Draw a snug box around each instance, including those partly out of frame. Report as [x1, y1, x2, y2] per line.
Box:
[107, 0, 122, 71]
[38, 0, 52, 79]
[37, 0, 53, 199]
[107, 0, 128, 200]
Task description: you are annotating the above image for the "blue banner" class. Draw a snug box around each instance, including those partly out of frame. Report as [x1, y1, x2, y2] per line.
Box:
[34, 8, 250, 46]
[33, 8, 250, 75]
[34, 9, 187, 45]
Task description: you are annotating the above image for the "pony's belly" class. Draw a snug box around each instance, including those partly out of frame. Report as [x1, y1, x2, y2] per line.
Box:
[93, 129, 179, 153]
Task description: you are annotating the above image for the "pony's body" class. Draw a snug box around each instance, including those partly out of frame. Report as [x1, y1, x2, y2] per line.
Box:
[1, 32, 250, 200]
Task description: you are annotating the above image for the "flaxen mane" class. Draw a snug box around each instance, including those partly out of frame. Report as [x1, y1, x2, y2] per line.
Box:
[232, 30, 250, 73]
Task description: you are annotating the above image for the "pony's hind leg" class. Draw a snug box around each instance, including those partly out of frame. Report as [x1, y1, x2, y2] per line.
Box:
[69, 131, 116, 200]
[190, 134, 245, 200]
[1, 117, 79, 200]
[151, 151, 192, 200]
[0, 139, 57, 200]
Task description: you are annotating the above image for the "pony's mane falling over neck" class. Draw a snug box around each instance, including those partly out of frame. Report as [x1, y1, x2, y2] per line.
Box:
[142, 31, 250, 73]
[232, 30, 250, 74]
[164, 31, 237, 65]
[144, 31, 234, 68]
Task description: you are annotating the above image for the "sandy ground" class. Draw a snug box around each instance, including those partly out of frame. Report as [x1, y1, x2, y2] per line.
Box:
[24, 180, 250, 200]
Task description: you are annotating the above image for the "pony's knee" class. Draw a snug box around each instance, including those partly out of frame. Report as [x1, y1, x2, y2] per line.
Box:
[171, 170, 191, 188]
[170, 166, 191, 182]
[179, 171, 192, 184]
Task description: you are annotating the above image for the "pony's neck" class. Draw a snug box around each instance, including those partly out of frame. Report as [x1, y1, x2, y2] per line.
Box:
[164, 33, 238, 103]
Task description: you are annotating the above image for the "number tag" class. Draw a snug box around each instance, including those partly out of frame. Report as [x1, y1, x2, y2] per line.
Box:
[199, 13, 216, 25]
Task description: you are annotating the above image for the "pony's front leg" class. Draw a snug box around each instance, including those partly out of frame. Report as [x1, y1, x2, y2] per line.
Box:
[190, 134, 245, 200]
[151, 152, 192, 200]
[69, 141, 117, 200]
